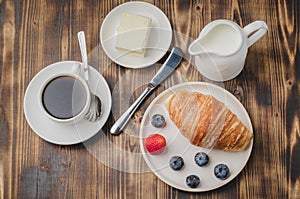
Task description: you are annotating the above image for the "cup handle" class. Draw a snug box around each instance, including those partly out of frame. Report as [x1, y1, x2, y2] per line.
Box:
[243, 21, 268, 47]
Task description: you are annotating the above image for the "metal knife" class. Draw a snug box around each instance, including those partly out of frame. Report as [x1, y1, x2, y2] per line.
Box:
[110, 47, 183, 135]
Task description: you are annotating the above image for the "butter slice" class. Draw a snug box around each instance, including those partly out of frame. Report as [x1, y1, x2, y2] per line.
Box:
[115, 13, 152, 57]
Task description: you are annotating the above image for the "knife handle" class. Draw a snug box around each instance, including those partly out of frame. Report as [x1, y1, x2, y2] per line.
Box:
[110, 86, 154, 135]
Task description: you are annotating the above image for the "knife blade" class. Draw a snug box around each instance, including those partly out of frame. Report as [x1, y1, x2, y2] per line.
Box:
[149, 47, 183, 87]
[110, 47, 183, 135]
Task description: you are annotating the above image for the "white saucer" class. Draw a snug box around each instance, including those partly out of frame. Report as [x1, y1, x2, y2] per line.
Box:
[140, 82, 253, 192]
[100, 1, 172, 68]
[24, 61, 112, 145]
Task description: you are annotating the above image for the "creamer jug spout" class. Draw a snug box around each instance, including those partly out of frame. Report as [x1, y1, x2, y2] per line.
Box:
[188, 36, 212, 56]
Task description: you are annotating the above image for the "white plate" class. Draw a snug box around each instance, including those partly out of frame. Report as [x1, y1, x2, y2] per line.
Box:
[24, 61, 112, 145]
[139, 82, 253, 192]
[100, 1, 172, 68]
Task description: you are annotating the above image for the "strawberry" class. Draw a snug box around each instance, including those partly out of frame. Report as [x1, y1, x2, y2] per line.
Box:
[144, 134, 166, 155]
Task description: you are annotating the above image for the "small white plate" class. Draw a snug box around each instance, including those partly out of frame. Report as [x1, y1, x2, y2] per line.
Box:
[100, 1, 172, 68]
[24, 61, 112, 145]
[139, 82, 253, 192]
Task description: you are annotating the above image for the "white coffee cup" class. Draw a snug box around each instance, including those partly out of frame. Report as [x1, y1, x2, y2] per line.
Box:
[39, 72, 91, 124]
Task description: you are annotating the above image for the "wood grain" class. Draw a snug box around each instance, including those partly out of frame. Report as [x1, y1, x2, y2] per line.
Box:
[0, 0, 299, 198]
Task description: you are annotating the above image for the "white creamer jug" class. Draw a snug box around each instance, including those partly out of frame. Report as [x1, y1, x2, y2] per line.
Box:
[188, 20, 268, 81]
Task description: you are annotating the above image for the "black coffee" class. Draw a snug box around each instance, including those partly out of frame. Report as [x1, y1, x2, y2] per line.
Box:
[42, 76, 87, 119]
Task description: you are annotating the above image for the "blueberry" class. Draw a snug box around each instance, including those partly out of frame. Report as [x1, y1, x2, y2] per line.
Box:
[214, 164, 230, 180]
[169, 156, 184, 170]
[186, 175, 200, 188]
[151, 114, 166, 128]
[194, 152, 209, 167]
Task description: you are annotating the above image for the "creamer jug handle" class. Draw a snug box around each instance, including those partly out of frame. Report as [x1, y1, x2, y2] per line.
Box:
[243, 21, 268, 47]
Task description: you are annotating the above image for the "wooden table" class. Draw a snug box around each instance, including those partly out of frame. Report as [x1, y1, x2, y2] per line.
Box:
[1, 0, 299, 198]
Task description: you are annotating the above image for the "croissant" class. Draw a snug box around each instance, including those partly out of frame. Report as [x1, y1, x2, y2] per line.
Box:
[165, 90, 253, 151]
